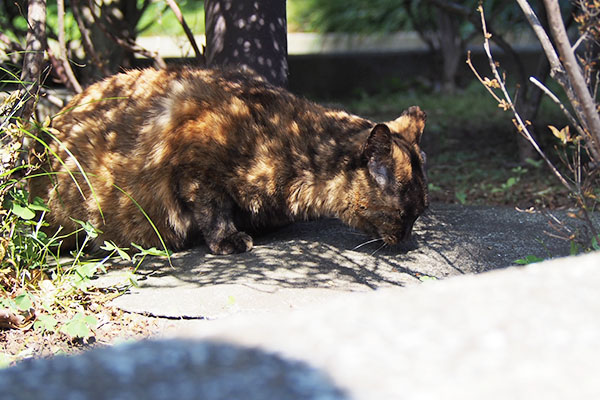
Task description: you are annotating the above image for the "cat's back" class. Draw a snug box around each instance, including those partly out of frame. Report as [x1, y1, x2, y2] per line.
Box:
[52, 68, 202, 145]
[50, 67, 288, 151]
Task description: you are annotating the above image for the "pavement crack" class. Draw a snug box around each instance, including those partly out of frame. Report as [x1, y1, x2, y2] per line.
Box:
[122, 309, 207, 320]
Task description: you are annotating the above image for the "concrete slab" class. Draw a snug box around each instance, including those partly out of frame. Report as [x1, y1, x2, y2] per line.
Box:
[170, 251, 600, 400]
[98, 204, 585, 319]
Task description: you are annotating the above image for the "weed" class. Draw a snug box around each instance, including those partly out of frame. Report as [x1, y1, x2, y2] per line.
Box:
[1, 90, 170, 360]
[514, 255, 545, 265]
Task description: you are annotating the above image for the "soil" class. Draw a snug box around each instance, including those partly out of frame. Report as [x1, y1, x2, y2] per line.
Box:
[0, 307, 163, 365]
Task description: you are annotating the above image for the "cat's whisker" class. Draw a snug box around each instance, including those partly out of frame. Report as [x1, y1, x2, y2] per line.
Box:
[370, 242, 388, 256]
[352, 238, 383, 250]
[345, 231, 371, 237]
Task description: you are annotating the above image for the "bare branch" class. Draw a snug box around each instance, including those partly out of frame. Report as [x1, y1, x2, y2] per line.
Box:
[165, 0, 204, 63]
[57, 0, 83, 93]
[515, 0, 565, 81]
[543, 0, 600, 152]
[86, 0, 167, 69]
[17, 0, 47, 122]
[475, 5, 575, 193]
[528, 76, 586, 139]
[466, 51, 503, 104]
[71, 0, 109, 77]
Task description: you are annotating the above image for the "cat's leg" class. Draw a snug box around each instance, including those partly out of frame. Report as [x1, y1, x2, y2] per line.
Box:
[193, 196, 253, 255]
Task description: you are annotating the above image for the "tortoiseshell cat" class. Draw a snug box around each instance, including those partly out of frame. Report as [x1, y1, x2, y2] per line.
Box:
[30, 67, 428, 255]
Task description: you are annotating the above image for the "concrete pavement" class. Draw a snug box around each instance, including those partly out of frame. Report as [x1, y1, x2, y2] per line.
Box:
[97, 204, 584, 319]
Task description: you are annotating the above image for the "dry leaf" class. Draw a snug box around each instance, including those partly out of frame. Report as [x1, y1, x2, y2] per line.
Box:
[548, 125, 570, 144]
[498, 99, 511, 111]
[483, 77, 501, 88]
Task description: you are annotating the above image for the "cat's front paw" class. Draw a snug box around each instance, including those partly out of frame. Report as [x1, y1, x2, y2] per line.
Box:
[209, 232, 253, 255]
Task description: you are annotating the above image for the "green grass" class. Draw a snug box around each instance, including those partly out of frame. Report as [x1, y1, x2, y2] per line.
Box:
[138, 1, 205, 37]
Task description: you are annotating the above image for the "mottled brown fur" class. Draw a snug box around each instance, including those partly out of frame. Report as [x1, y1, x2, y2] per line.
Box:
[30, 67, 428, 254]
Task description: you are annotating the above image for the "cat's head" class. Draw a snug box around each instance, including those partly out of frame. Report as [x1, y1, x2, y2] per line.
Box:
[350, 106, 428, 245]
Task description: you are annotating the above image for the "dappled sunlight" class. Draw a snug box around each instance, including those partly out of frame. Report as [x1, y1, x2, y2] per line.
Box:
[101, 204, 582, 301]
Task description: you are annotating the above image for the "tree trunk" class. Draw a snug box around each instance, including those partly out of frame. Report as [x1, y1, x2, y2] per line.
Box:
[204, 0, 289, 87]
[71, 0, 143, 83]
[436, 8, 462, 93]
[18, 0, 47, 122]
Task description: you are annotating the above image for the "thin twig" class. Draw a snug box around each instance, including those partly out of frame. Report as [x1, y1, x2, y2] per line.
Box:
[71, 0, 109, 77]
[17, 0, 47, 122]
[86, 0, 167, 69]
[165, 0, 204, 63]
[475, 5, 575, 193]
[528, 76, 586, 139]
[515, 0, 565, 80]
[466, 51, 503, 104]
[57, 0, 82, 93]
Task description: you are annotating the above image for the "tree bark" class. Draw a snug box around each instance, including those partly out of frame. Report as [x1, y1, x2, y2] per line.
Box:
[204, 0, 289, 87]
[18, 0, 47, 121]
[436, 8, 462, 93]
[543, 0, 600, 152]
[57, 0, 82, 93]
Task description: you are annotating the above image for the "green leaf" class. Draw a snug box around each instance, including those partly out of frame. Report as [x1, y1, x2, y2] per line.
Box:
[127, 272, 139, 288]
[10, 202, 35, 220]
[427, 183, 442, 192]
[524, 158, 543, 168]
[570, 240, 580, 256]
[131, 243, 172, 258]
[71, 263, 102, 289]
[76, 263, 100, 278]
[101, 241, 131, 261]
[33, 314, 58, 333]
[592, 236, 600, 251]
[71, 218, 102, 238]
[505, 177, 518, 188]
[60, 312, 97, 339]
[455, 190, 467, 205]
[14, 293, 33, 311]
[0, 297, 13, 309]
[29, 196, 50, 212]
[514, 255, 545, 265]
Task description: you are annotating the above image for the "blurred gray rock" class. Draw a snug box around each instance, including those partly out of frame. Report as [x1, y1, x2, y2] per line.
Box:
[0, 340, 347, 400]
[179, 251, 600, 399]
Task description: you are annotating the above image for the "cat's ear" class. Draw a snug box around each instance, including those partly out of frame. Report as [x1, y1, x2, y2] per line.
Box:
[387, 106, 426, 145]
[363, 124, 393, 188]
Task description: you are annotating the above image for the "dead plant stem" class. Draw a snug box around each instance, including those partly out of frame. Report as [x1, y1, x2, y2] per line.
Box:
[475, 5, 575, 193]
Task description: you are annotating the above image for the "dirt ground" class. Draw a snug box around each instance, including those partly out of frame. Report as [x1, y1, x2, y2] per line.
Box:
[0, 306, 163, 364]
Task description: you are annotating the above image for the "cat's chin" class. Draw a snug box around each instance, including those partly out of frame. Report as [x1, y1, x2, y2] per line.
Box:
[380, 228, 414, 245]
